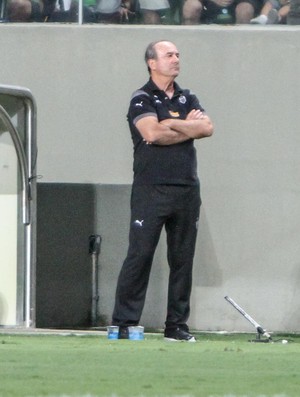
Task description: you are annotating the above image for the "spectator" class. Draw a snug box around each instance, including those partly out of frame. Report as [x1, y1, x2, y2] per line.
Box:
[181, 0, 202, 23]
[181, 0, 264, 24]
[6, 0, 43, 21]
[96, 0, 135, 23]
[234, 0, 264, 22]
[250, 0, 290, 23]
[67, 0, 97, 21]
[169, 0, 183, 23]
[137, 0, 171, 24]
[41, 0, 58, 21]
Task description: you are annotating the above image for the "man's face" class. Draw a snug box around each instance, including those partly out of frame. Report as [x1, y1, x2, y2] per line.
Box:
[150, 41, 180, 78]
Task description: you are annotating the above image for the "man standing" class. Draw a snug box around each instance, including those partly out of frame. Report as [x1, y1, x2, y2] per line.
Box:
[112, 40, 213, 341]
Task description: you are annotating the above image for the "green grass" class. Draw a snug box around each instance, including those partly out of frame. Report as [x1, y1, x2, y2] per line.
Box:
[0, 332, 299, 397]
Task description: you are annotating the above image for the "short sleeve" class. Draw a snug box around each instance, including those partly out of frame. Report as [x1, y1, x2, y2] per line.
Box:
[128, 89, 158, 125]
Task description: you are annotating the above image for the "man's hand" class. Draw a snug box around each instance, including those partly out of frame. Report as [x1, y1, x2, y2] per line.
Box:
[186, 109, 206, 120]
[119, 6, 135, 21]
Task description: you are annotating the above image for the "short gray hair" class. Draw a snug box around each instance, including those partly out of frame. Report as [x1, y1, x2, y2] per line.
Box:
[144, 40, 173, 74]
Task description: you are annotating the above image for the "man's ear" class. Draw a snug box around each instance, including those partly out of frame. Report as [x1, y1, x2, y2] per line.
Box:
[148, 59, 156, 72]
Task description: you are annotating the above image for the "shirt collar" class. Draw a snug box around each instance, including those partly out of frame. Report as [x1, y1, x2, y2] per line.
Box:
[147, 78, 183, 98]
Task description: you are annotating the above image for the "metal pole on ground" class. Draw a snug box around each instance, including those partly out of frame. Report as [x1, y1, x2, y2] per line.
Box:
[78, 0, 83, 24]
[89, 235, 101, 327]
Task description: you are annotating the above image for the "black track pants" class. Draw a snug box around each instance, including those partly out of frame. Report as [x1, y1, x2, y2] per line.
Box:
[112, 184, 201, 329]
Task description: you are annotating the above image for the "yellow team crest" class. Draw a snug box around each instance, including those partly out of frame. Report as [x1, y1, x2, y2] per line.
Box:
[169, 111, 180, 117]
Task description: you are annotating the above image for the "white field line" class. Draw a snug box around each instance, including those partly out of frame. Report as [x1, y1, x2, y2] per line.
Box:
[26, 394, 291, 397]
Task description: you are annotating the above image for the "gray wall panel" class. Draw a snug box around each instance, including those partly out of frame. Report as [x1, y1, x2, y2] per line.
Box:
[36, 183, 96, 328]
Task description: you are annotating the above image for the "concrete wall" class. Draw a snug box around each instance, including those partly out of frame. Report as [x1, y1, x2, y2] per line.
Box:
[1, 24, 300, 332]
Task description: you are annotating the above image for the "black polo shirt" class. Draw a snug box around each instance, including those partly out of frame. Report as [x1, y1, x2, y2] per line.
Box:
[127, 79, 204, 186]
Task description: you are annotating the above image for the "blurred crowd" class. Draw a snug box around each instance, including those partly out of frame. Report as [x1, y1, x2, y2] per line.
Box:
[1, 0, 292, 24]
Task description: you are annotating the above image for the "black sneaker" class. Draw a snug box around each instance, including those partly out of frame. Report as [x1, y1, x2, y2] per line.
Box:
[118, 326, 129, 339]
[164, 327, 196, 342]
